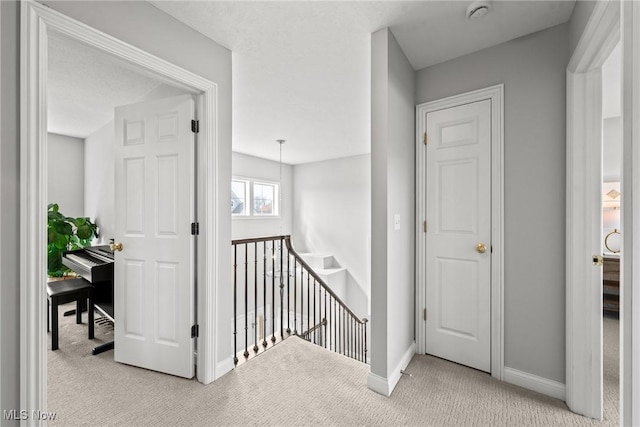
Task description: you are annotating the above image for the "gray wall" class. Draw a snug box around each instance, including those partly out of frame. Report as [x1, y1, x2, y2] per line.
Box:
[292, 154, 371, 317]
[603, 116, 622, 182]
[0, 0, 232, 412]
[416, 24, 569, 383]
[84, 121, 115, 243]
[0, 0, 20, 419]
[48, 133, 85, 218]
[232, 152, 293, 240]
[370, 28, 416, 385]
[569, 1, 597, 56]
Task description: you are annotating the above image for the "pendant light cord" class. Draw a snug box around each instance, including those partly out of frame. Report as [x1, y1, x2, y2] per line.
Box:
[277, 140, 285, 237]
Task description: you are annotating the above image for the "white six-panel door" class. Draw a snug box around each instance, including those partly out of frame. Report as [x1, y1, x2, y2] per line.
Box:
[425, 99, 492, 372]
[114, 95, 195, 378]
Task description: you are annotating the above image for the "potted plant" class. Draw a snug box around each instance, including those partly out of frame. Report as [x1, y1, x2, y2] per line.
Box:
[47, 203, 98, 277]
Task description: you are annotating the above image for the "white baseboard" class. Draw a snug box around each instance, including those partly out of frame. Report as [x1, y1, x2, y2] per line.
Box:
[503, 367, 566, 401]
[215, 357, 235, 380]
[367, 372, 391, 396]
[367, 342, 416, 397]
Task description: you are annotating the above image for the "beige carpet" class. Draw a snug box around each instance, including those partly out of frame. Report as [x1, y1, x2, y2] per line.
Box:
[603, 315, 619, 424]
[48, 305, 619, 426]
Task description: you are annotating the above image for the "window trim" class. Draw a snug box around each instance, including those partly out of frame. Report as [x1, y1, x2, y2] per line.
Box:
[231, 176, 281, 219]
[231, 178, 250, 217]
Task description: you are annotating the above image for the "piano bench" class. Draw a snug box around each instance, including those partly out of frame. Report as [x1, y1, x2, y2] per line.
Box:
[47, 278, 94, 351]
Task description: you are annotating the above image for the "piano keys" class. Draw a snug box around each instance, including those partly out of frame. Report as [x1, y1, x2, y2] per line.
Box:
[62, 245, 114, 320]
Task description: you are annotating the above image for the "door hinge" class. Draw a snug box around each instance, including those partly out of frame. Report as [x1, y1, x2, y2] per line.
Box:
[423, 220, 427, 233]
[191, 324, 199, 338]
[191, 119, 200, 134]
[423, 132, 428, 145]
[191, 222, 200, 235]
[423, 308, 427, 321]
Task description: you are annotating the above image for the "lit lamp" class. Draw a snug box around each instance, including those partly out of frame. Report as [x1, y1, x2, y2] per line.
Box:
[603, 187, 620, 209]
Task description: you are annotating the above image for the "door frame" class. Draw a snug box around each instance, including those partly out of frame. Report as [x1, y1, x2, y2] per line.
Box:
[569, 1, 640, 424]
[565, 0, 620, 420]
[621, 3, 640, 423]
[20, 0, 222, 414]
[415, 84, 504, 380]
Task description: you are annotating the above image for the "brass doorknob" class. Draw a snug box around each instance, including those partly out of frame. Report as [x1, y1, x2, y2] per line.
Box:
[475, 243, 486, 254]
[110, 242, 123, 252]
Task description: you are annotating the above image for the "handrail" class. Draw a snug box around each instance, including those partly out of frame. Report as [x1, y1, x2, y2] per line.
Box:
[231, 235, 368, 365]
[301, 318, 327, 337]
[283, 236, 367, 325]
[232, 235, 286, 245]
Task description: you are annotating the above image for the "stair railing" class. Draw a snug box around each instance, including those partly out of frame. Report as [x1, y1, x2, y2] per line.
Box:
[231, 235, 368, 365]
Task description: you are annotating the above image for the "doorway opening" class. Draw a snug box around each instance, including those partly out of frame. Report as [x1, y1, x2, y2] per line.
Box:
[21, 2, 222, 414]
[47, 30, 198, 407]
[565, 0, 620, 420]
[600, 41, 622, 424]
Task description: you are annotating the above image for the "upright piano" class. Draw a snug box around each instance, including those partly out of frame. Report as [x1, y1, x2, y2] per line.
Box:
[62, 245, 114, 354]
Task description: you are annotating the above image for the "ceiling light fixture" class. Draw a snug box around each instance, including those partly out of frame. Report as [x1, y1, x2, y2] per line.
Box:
[466, 1, 491, 20]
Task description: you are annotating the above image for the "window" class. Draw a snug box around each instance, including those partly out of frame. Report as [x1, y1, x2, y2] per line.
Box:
[232, 178, 279, 217]
[231, 179, 249, 216]
[253, 182, 277, 216]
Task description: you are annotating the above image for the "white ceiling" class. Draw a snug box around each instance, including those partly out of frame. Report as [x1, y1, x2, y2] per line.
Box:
[47, 1, 576, 164]
[151, 0, 575, 165]
[47, 34, 163, 138]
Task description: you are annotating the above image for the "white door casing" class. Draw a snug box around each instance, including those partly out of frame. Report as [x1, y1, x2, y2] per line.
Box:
[21, 2, 223, 416]
[621, 2, 640, 424]
[416, 84, 504, 380]
[424, 100, 492, 372]
[114, 95, 195, 378]
[566, 0, 619, 419]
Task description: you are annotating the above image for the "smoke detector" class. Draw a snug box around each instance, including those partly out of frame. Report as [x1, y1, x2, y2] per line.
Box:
[466, 1, 491, 19]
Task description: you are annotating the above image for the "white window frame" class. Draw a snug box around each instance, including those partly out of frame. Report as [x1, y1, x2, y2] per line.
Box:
[232, 176, 280, 219]
[231, 178, 250, 217]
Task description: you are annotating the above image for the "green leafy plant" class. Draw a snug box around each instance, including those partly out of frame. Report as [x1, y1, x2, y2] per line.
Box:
[47, 203, 98, 277]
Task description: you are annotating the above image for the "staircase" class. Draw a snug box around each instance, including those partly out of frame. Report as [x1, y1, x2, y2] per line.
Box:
[298, 254, 347, 302]
[231, 235, 368, 366]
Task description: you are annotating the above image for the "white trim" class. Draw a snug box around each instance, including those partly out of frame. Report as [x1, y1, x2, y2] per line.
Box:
[621, 2, 640, 425]
[216, 357, 235, 380]
[503, 367, 566, 401]
[565, 0, 619, 420]
[0, 0, 3, 411]
[20, 2, 49, 416]
[231, 175, 282, 219]
[415, 84, 504, 380]
[387, 342, 416, 395]
[366, 372, 390, 397]
[568, 1, 620, 73]
[367, 342, 416, 397]
[20, 0, 222, 416]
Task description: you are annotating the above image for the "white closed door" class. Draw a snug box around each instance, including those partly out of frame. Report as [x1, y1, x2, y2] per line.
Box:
[425, 99, 491, 372]
[114, 94, 195, 378]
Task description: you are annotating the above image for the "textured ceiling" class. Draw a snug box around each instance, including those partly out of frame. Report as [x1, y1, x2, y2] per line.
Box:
[47, 2, 576, 163]
[47, 34, 162, 138]
[391, 1, 575, 70]
[152, 0, 575, 165]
